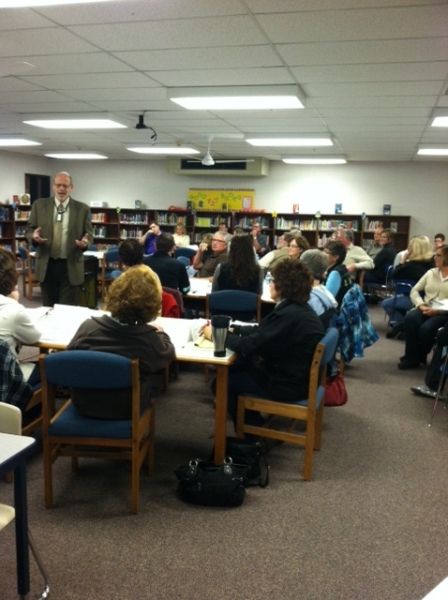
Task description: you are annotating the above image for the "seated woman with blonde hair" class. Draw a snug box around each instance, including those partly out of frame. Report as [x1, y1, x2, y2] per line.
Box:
[67, 267, 175, 417]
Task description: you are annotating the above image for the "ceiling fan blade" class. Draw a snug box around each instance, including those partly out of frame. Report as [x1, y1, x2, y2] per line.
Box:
[214, 159, 255, 163]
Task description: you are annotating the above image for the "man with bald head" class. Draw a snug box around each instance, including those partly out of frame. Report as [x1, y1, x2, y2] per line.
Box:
[26, 171, 93, 306]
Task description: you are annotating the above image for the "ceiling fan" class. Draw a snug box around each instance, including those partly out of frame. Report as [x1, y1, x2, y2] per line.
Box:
[186, 137, 254, 166]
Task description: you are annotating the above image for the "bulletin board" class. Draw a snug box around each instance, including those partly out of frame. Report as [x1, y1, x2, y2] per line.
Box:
[187, 188, 255, 211]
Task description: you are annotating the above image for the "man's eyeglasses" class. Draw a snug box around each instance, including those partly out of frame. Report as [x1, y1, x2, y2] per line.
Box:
[212, 238, 226, 243]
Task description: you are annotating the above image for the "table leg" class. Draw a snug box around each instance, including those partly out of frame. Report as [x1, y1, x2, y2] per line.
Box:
[14, 460, 31, 598]
[213, 364, 229, 464]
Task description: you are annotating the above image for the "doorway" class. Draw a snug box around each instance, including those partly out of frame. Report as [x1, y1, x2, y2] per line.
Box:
[25, 173, 50, 202]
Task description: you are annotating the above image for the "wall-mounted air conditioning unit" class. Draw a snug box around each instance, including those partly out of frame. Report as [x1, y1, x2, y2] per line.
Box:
[167, 158, 269, 177]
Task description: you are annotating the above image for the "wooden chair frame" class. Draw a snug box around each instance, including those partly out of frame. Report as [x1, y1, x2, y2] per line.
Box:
[40, 352, 154, 514]
[236, 328, 338, 480]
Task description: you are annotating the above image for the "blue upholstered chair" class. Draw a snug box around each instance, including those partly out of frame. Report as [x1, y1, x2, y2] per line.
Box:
[236, 327, 339, 480]
[176, 255, 190, 268]
[206, 290, 261, 322]
[39, 350, 155, 514]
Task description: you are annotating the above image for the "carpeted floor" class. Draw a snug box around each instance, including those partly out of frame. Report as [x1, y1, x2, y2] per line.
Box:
[1, 302, 447, 600]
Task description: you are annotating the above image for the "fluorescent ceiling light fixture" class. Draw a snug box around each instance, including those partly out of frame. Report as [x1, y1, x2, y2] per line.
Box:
[417, 147, 448, 156]
[282, 157, 346, 165]
[45, 152, 108, 160]
[0, 136, 41, 147]
[246, 136, 333, 147]
[169, 85, 304, 110]
[127, 146, 199, 155]
[431, 117, 448, 127]
[0, 1, 112, 6]
[23, 116, 126, 130]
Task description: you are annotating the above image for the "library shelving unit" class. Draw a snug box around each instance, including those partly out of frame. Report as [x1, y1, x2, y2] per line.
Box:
[5, 204, 410, 253]
[0, 205, 15, 252]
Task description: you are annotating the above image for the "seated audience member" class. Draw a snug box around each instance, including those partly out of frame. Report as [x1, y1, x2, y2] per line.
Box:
[364, 229, 397, 285]
[337, 227, 374, 276]
[192, 231, 228, 277]
[258, 232, 293, 272]
[212, 234, 263, 294]
[145, 233, 190, 294]
[433, 233, 445, 255]
[300, 249, 337, 328]
[323, 241, 353, 306]
[116, 239, 178, 317]
[217, 221, 233, 245]
[67, 267, 175, 415]
[203, 259, 324, 427]
[0, 339, 33, 410]
[138, 221, 162, 256]
[411, 323, 448, 399]
[287, 232, 310, 262]
[251, 222, 269, 257]
[0, 248, 41, 383]
[173, 222, 190, 248]
[398, 245, 448, 370]
[383, 235, 434, 336]
[366, 226, 384, 259]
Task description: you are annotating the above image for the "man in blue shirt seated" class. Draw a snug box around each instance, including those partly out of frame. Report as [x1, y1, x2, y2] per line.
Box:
[144, 233, 190, 294]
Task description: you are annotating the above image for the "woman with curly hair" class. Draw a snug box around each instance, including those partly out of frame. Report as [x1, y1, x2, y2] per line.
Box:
[67, 266, 175, 418]
[203, 259, 324, 426]
[212, 234, 263, 294]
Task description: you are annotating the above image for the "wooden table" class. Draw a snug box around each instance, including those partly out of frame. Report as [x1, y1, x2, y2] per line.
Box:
[31, 306, 235, 463]
[0, 433, 36, 598]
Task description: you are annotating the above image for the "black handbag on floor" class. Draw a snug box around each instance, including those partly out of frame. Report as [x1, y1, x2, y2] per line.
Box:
[174, 458, 249, 507]
[225, 437, 270, 488]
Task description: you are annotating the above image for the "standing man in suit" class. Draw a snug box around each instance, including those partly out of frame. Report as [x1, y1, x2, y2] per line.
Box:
[26, 171, 93, 306]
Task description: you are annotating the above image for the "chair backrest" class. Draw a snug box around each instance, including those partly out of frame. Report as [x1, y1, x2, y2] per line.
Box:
[308, 327, 339, 402]
[394, 280, 415, 296]
[105, 245, 120, 264]
[207, 290, 261, 322]
[0, 401, 22, 434]
[40, 351, 139, 421]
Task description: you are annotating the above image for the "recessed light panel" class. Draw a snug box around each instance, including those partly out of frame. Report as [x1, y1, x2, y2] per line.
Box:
[282, 157, 346, 164]
[0, 137, 41, 147]
[247, 136, 333, 147]
[45, 152, 108, 160]
[0, 0, 112, 7]
[23, 118, 126, 130]
[127, 146, 199, 155]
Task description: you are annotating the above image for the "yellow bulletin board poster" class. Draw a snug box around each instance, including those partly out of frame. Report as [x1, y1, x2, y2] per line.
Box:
[187, 188, 255, 211]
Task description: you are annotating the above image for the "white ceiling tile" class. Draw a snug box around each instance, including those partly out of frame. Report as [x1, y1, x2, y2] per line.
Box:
[304, 81, 445, 97]
[277, 38, 448, 66]
[69, 16, 267, 51]
[37, 0, 247, 25]
[4, 53, 134, 76]
[0, 8, 55, 30]
[0, 28, 97, 58]
[21, 72, 159, 90]
[87, 100, 176, 112]
[65, 87, 167, 102]
[256, 5, 448, 43]
[0, 90, 75, 104]
[0, 77, 43, 92]
[114, 45, 281, 70]
[291, 62, 448, 83]
[246, 0, 439, 12]
[146, 67, 294, 87]
[310, 96, 438, 108]
[1, 102, 97, 113]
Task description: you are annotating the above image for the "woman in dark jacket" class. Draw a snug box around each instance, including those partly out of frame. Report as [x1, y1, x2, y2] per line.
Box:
[212, 234, 263, 294]
[364, 229, 397, 284]
[67, 266, 175, 418]
[204, 259, 324, 426]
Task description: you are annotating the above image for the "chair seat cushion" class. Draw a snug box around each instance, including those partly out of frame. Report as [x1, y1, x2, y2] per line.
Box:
[49, 404, 132, 439]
